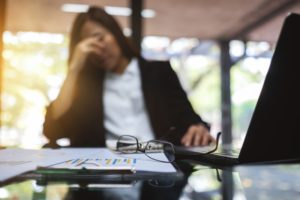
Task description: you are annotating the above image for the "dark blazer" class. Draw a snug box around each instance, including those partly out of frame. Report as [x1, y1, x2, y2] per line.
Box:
[43, 58, 209, 147]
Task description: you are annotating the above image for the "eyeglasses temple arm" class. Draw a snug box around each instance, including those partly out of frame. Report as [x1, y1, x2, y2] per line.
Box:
[203, 132, 222, 155]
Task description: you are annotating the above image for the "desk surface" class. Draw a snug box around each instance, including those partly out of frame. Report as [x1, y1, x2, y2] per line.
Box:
[0, 162, 300, 200]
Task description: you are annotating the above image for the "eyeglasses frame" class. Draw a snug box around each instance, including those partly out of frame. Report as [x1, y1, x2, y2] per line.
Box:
[116, 135, 175, 163]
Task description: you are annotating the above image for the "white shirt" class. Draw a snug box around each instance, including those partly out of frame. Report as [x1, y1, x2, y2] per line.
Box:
[103, 59, 155, 148]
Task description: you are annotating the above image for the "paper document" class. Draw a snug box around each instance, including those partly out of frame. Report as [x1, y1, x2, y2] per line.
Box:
[48, 148, 177, 173]
[0, 148, 177, 182]
[0, 148, 77, 182]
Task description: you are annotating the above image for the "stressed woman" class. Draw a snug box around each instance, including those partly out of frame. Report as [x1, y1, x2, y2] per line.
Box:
[43, 6, 215, 148]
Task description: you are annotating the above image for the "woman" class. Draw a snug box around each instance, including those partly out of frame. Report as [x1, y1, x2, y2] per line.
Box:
[43, 6, 215, 148]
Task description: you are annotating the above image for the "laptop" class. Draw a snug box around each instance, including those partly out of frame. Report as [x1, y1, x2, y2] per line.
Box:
[175, 13, 300, 167]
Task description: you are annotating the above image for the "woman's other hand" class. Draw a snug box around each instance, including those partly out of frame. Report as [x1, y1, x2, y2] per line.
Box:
[181, 124, 216, 146]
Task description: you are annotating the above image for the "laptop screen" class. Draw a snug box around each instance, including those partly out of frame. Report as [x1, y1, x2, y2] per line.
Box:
[239, 13, 300, 163]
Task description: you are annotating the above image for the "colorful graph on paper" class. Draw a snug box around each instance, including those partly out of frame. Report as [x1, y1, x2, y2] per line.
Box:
[45, 148, 176, 173]
[50, 157, 137, 170]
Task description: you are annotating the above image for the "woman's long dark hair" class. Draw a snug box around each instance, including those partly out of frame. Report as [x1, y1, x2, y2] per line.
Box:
[68, 6, 139, 64]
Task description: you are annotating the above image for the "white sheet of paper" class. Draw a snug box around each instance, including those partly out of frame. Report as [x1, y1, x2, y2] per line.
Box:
[0, 148, 63, 182]
[48, 148, 177, 173]
[0, 148, 92, 182]
[0, 148, 177, 182]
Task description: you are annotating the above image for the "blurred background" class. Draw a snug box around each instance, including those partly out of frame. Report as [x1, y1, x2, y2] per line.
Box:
[1, 0, 300, 149]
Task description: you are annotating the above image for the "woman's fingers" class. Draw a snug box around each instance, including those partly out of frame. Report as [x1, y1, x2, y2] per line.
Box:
[181, 124, 215, 147]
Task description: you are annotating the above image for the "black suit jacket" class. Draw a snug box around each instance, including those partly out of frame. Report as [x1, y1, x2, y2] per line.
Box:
[43, 58, 209, 147]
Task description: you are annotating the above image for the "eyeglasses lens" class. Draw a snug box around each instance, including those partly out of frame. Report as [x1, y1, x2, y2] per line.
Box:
[145, 141, 175, 162]
[117, 135, 138, 153]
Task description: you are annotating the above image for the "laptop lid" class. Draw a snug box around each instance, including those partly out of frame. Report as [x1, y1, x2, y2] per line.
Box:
[239, 13, 300, 163]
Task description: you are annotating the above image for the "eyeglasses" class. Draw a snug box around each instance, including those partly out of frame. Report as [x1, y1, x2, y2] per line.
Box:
[116, 135, 175, 163]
